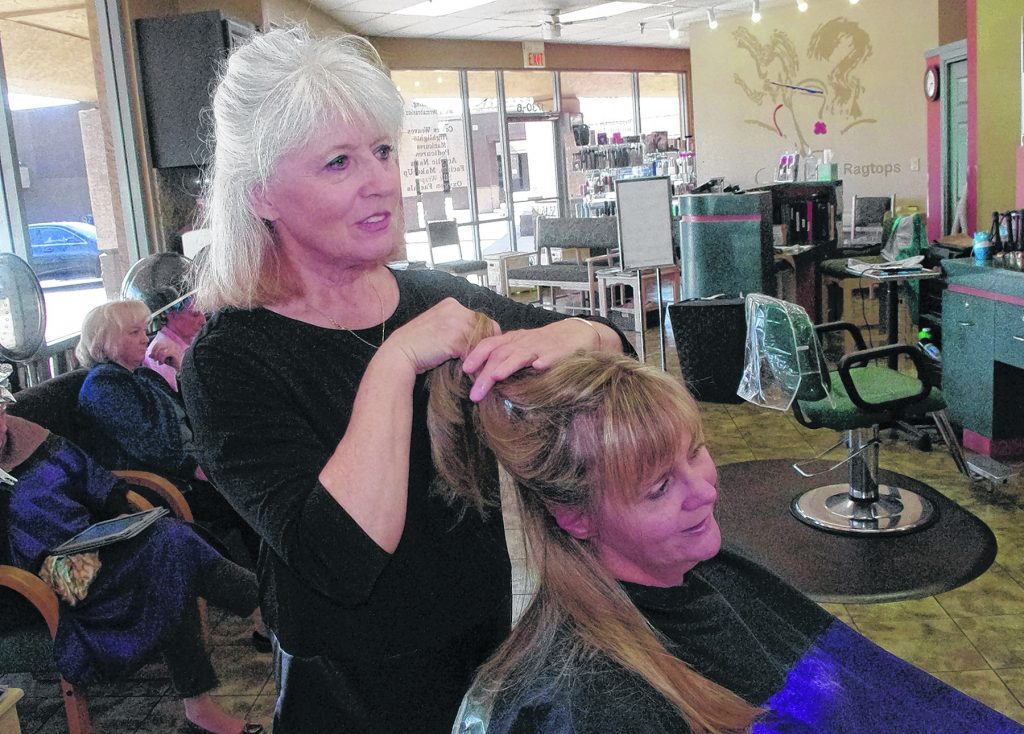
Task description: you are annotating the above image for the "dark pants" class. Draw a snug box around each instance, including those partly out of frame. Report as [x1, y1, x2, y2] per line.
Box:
[161, 553, 258, 698]
[272, 612, 508, 734]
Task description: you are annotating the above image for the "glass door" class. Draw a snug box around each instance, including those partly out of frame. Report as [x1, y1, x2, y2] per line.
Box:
[506, 115, 560, 255]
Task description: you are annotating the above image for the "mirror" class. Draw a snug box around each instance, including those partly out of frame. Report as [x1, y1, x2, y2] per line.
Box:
[0, 253, 47, 361]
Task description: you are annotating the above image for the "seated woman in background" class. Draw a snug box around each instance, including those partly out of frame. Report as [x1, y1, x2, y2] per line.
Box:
[429, 326, 1021, 734]
[76, 300, 201, 483]
[75, 300, 267, 649]
[0, 390, 262, 734]
[143, 289, 206, 392]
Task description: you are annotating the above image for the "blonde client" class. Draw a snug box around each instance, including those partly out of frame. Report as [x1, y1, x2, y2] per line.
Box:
[430, 320, 1020, 734]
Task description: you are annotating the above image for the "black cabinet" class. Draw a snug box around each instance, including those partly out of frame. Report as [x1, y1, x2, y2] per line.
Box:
[746, 181, 842, 255]
[135, 11, 254, 169]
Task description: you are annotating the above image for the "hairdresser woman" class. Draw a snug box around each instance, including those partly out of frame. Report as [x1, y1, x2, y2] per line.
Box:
[178, 27, 624, 734]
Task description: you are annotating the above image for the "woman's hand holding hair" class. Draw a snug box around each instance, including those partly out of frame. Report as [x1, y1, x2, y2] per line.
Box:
[319, 299, 498, 553]
[377, 298, 501, 375]
[463, 317, 620, 402]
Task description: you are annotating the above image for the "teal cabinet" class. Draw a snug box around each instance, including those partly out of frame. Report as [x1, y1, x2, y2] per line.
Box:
[994, 301, 1024, 370]
[942, 291, 995, 436]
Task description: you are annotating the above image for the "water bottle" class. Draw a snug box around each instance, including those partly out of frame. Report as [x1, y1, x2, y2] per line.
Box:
[973, 231, 992, 263]
[918, 328, 941, 361]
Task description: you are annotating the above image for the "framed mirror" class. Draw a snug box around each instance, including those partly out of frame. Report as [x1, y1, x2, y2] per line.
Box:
[0, 253, 47, 362]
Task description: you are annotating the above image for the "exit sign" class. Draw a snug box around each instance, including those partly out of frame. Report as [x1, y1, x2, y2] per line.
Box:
[523, 41, 546, 69]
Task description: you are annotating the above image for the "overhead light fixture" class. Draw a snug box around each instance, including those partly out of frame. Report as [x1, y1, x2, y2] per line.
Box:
[797, 0, 808, 11]
[668, 16, 679, 39]
[394, 0, 493, 16]
[560, 2, 652, 23]
[849, 0, 860, 3]
[706, 7, 718, 29]
[751, 0, 762, 22]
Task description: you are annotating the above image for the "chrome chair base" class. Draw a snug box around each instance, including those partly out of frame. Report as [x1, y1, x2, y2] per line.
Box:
[791, 483, 936, 535]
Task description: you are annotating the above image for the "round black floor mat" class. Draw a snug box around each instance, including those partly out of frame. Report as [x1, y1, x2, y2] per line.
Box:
[716, 459, 997, 604]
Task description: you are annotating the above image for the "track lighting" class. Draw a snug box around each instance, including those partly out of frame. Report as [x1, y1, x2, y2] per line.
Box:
[706, 7, 718, 29]
[797, 0, 808, 11]
[668, 16, 679, 39]
[751, 0, 761, 23]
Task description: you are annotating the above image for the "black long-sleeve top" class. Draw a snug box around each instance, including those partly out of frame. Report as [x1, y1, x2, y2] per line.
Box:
[179, 268, 627, 732]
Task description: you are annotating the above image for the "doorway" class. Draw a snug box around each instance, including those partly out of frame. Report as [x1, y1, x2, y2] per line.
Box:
[943, 56, 968, 236]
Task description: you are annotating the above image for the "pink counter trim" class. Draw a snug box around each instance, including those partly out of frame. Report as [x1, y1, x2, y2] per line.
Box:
[948, 283, 1024, 307]
[678, 214, 761, 223]
[964, 430, 1024, 459]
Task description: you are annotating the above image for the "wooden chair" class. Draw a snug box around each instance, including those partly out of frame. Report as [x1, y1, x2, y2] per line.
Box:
[2, 370, 209, 733]
[0, 471, 195, 734]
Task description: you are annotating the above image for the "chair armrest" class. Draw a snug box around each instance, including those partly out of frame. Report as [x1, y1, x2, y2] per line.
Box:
[125, 490, 154, 511]
[814, 321, 867, 351]
[836, 344, 931, 412]
[0, 565, 59, 638]
[583, 248, 618, 266]
[111, 470, 192, 521]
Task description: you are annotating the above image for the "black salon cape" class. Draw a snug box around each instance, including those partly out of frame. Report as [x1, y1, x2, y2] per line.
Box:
[454, 547, 1022, 733]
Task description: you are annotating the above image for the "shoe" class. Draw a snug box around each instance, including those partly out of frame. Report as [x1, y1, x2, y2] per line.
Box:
[185, 721, 264, 734]
[251, 630, 273, 653]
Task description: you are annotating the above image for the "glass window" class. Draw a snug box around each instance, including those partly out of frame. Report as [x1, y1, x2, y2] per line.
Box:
[466, 70, 505, 223]
[560, 72, 635, 141]
[393, 70, 471, 231]
[0, 1, 127, 345]
[502, 71, 556, 114]
[638, 72, 681, 140]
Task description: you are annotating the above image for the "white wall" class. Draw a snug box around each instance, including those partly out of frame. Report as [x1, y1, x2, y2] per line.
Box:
[690, 0, 939, 209]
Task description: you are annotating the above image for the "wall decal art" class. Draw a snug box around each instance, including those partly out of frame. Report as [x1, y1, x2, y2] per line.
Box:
[733, 17, 874, 151]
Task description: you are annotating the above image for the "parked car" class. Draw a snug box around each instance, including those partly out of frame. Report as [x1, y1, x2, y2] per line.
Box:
[27, 221, 101, 280]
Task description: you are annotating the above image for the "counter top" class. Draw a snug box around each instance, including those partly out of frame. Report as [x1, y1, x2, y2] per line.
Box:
[942, 258, 1024, 299]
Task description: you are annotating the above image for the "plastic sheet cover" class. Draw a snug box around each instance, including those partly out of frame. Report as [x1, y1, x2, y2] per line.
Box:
[736, 294, 832, 412]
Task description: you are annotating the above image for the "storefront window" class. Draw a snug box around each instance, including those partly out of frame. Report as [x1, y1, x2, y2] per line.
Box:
[560, 72, 635, 141]
[467, 70, 504, 223]
[0, 2, 128, 345]
[638, 72, 682, 139]
[394, 69, 470, 236]
[502, 71, 556, 114]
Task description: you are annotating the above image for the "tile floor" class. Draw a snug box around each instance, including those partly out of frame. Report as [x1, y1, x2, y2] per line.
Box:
[4, 319, 1024, 732]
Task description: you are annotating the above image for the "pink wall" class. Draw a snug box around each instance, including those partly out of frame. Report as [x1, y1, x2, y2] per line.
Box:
[926, 53, 943, 242]
[1018, 146, 1024, 207]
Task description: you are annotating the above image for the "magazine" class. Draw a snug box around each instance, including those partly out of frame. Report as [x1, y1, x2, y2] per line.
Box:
[49, 507, 169, 556]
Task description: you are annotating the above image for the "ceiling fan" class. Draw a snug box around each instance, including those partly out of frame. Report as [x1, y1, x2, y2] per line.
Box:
[503, 7, 612, 40]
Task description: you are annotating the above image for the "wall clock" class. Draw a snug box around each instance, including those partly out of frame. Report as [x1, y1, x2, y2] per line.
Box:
[924, 65, 940, 101]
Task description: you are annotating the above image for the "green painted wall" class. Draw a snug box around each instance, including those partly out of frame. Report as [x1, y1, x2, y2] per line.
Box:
[974, 1, 1022, 230]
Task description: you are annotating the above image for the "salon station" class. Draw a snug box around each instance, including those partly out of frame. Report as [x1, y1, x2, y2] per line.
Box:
[0, 0, 1023, 731]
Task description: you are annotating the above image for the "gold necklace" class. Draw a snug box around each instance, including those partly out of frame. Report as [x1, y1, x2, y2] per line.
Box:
[314, 276, 386, 349]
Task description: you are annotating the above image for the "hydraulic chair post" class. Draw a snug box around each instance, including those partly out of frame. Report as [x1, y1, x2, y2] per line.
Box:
[791, 427, 936, 534]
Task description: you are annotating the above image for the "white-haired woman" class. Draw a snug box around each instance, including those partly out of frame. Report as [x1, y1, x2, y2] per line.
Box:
[178, 26, 625, 734]
[76, 300, 203, 482]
